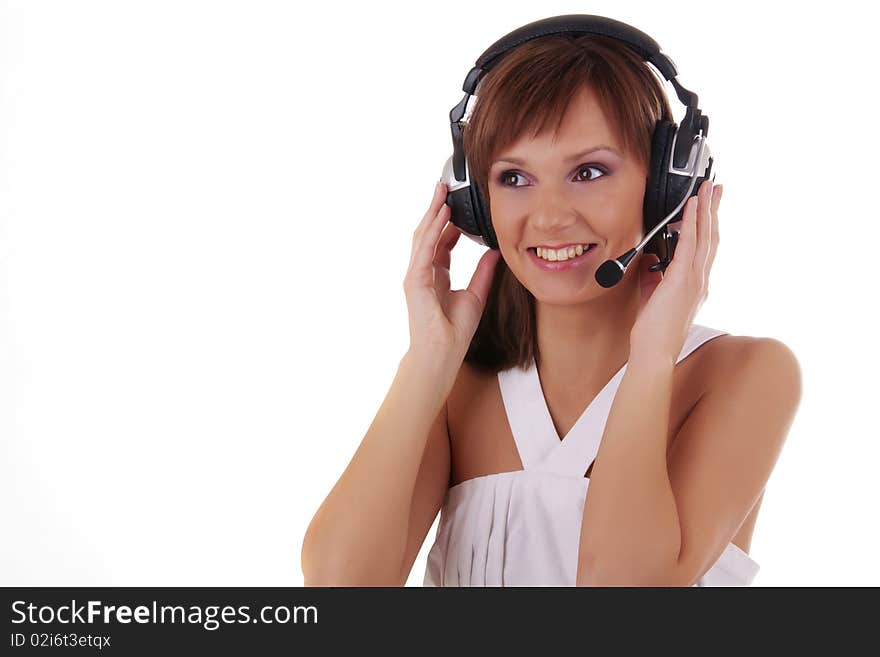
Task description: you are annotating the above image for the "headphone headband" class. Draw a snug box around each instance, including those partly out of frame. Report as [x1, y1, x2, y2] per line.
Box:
[471, 14, 678, 86]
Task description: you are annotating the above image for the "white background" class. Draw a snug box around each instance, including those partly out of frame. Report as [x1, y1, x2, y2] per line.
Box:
[1, 0, 876, 586]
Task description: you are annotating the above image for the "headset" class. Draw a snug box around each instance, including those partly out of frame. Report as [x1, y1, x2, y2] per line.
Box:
[440, 14, 714, 288]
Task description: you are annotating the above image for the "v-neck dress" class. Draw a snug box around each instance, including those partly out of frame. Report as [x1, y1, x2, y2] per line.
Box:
[423, 323, 760, 587]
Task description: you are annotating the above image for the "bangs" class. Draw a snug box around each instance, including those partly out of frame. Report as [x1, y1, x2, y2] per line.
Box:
[463, 34, 670, 203]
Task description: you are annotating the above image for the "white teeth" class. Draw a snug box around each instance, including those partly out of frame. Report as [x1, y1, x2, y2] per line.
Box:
[536, 244, 593, 262]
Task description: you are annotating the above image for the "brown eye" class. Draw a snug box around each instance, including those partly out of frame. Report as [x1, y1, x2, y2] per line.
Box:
[574, 164, 607, 182]
[498, 171, 525, 187]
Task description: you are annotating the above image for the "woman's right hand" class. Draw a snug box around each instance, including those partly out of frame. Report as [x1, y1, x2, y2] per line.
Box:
[403, 181, 501, 361]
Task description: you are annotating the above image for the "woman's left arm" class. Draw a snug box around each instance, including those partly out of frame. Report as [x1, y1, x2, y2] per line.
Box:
[576, 180, 802, 586]
[576, 338, 801, 586]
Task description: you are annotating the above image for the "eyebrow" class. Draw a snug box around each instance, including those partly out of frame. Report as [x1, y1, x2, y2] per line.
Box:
[491, 145, 620, 167]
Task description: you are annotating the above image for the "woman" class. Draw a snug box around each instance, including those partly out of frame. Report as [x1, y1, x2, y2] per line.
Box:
[301, 24, 802, 587]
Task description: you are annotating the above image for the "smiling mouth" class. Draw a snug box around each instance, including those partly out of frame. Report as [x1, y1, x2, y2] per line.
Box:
[528, 244, 597, 262]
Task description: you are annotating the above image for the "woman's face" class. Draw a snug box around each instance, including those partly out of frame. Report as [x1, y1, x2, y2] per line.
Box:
[487, 85, 649, 305]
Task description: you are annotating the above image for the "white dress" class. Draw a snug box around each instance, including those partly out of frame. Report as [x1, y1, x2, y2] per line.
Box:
[423, 323, 760, 587]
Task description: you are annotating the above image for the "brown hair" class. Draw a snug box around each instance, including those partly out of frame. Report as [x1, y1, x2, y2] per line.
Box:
[462, 33, 675, 374]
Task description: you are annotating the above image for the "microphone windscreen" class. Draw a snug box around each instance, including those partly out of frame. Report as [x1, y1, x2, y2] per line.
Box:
[595, 260, 624, 288]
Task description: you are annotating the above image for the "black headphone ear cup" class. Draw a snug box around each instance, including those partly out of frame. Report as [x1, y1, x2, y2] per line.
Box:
[470, 181, 498, 250]
[447, 186, 483, 244]
[643, 119, 676, 258]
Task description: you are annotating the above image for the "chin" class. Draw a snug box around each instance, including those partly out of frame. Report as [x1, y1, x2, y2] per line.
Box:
[524, 279, 602, 307]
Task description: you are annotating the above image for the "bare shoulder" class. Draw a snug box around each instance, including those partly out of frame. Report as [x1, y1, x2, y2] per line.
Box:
[447, 360, 496, 418]
[445, 360, 512, 459]
[701, 333, 802, 405]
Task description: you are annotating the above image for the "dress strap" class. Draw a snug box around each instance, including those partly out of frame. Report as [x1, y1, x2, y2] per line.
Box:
[497, 363, 561, 469]
[539, 324, 730, 478]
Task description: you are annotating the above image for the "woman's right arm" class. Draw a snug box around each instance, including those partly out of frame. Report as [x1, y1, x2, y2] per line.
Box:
[300, 181, 500, 586]
[300, 348, 458, 586]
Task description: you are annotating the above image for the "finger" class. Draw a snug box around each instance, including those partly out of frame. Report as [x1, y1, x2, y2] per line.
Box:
[706, 183, 722, 273]
[694, 179, 713, 275]
[407, 207, 450, 292]
[415, 200, 451, 270]
[433, 223, 461, 297]
[670, 192, 698, 278]
[434, 221, 461, 271]
[408, 199, 449, 274]
[412, 182, 448, 247]
[425, 181, 448, 220]
[466, 249, 502, 310]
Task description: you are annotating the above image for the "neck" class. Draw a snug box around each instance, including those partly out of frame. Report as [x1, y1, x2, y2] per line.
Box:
[534, 267, 641, 389]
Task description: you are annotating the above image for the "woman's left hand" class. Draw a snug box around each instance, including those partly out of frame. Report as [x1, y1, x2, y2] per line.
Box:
[630, 179, 723, 362]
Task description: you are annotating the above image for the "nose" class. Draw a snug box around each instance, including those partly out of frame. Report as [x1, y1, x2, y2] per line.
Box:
[530, 187, 578, 234]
